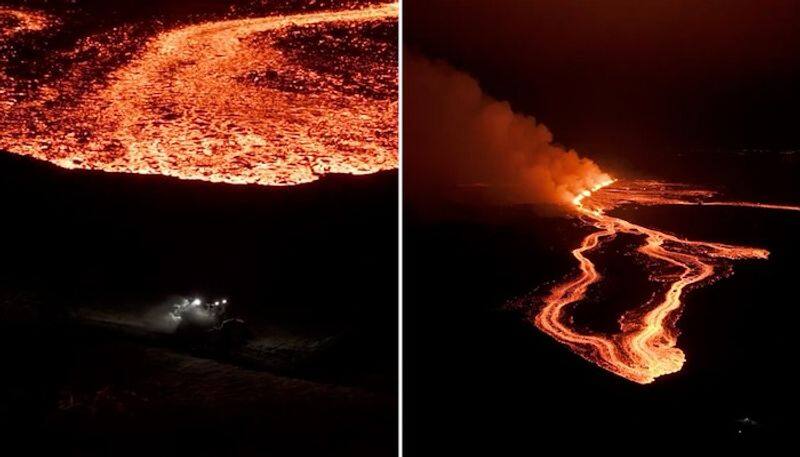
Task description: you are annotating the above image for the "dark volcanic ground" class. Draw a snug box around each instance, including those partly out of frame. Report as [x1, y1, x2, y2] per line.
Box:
[0, 152, 397, 455]
[404, 149, 800, 452]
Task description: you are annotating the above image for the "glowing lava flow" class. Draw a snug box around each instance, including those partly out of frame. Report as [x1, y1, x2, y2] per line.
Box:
[534, 179, 799, 384]
[0, 7, 48, 38]
[0, 3, 397, 185]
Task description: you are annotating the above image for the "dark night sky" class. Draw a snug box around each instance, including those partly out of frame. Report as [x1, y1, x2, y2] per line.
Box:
[404, 0, 800, 156]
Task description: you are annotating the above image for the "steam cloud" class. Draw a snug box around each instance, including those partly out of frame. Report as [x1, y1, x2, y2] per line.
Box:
[404, 54, 610, 206]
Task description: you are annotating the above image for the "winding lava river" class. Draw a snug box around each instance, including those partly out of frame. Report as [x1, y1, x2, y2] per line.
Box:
[0, 3, 397, 185]
[534, 179, 800, 384]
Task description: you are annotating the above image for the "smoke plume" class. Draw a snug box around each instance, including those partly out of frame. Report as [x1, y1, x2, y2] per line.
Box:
[404, 53, 610, 206]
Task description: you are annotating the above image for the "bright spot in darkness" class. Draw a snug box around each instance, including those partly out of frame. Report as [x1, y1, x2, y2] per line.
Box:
[168, 296, 229, 328]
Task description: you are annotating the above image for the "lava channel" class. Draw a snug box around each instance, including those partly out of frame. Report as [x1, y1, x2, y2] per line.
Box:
[0, 3, 397, 185]
[531, 179, 800, 384]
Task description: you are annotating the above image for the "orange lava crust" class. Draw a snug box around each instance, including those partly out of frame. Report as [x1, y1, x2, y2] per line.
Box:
[0, 4, 398, 185]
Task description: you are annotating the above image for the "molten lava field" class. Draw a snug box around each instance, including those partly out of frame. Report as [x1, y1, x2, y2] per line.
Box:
[0, 1, 397, 455]
[1, 1, 397, 185]
[405, 148, 800, 450]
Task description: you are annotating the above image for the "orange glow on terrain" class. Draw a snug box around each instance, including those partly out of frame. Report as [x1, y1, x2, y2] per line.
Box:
[0, 3, 398, 185]
[532, 179, 800, 384]
[0, 7, 48, 38]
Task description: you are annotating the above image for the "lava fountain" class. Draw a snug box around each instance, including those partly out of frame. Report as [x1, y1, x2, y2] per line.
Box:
[531, 179, 800, 384]
[0, 3, 397, 185]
